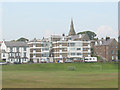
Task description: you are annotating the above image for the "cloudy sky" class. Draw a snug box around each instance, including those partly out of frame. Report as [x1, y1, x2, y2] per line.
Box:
[0, 2, 118, 41]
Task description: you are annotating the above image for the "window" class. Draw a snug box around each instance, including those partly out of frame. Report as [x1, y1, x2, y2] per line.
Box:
[70, 43, 75, 47]
[45, 44, 48, 47]
[59, 48, 62, 50]
[44, 53, 48, 57]
[41, 54, 44, 57]
[112, 50, 114, 54]
[71, 53, 75, 56]
[59, 43, 62, 45]
[67, 43, 69, 47]
[9, 53, 13, 57]
[69, 38, 71, 40]
[24, 47, 26, 51]
[41, 44, 44, 47]
[3, 53, 5, 57]
[17, 47, 19, 52]
[45, 48, 49, 51]
[10, 47, 13, 52]
[33, 53, 36, 57]
[24, 53, 26, 57]
[70, 48, 75, 51]
[59, 53, 62, 55]
[77, 53, 81, 55]
[77, 48, 81, 50]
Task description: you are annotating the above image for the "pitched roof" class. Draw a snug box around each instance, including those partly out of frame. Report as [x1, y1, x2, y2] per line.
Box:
[68, 34, 90, 41]
[96, 38, 116, 46]
[5, 41, 29, 47]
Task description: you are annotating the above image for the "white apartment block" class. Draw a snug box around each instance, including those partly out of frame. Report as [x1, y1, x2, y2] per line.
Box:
[1, 41, 30, 63]
[28, 38, 51, 63]
[52, 37, 91, 62]
[29, 19, 91, 63]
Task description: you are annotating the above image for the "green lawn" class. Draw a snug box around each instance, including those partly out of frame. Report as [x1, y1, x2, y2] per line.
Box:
[2, 62, 118, 88]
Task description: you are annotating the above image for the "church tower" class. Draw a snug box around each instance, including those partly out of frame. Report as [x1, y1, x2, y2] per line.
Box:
[68, 18, 76, 36]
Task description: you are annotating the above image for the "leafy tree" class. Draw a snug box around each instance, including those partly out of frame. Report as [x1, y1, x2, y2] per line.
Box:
[17, 37, 29, 42]
[11, 40, 16, 42]
[77, 31, 96, 40]
[118, 50, 120, 60]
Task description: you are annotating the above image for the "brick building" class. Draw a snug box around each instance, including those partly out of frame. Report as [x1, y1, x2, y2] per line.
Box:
[94, 37, 118, 61]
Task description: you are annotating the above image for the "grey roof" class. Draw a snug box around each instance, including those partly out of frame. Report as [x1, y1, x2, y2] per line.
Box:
[68, 34, 90, 41]
[96, 38, 116, 45]
[5, 41, 29, 47]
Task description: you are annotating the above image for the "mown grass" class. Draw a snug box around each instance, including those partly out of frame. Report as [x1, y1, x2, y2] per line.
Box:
[2, 62, 118, 88]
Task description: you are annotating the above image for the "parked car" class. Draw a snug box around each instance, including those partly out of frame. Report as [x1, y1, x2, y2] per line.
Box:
[114, 60, 120, 62]
[40, 58, 47, 63]
[59, 60, 63, 63]
[65, 59, 72, 63]
[84, 57, 97, 62]
[14, 62, 21, 64]
[0, 62, 7, 65]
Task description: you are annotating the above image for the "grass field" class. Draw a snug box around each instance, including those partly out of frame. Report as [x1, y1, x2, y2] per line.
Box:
[2, 62, 118, 88]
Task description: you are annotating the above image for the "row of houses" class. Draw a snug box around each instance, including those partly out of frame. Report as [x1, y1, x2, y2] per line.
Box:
[0, 19, 118, 63]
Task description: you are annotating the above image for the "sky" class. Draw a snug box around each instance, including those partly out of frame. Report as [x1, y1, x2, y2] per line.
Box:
[0, 2, 118, 41]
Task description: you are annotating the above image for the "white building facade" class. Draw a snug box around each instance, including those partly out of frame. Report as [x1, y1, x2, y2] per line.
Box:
[1, 41, 30, 63]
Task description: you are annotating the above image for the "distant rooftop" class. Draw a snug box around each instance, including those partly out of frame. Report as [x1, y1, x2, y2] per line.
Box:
[96, 38, 116, 46]
[4, 41, 29, 47]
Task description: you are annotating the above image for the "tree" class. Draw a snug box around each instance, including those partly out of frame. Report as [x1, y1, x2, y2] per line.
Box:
[77, 31, 96, 40]
[17, 37, 29, 42]
[11, 40, 16, 42]
[118, 50, 120, 60]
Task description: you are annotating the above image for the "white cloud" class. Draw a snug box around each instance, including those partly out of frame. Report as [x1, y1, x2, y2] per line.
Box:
[96, 25, 118, 39]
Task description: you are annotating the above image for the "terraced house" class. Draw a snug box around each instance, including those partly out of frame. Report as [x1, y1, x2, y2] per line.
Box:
[1, 41, 30, 63]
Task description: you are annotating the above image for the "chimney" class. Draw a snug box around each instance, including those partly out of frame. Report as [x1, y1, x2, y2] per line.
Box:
[62, 33, 65, 36]
[106, 36, 110, 41]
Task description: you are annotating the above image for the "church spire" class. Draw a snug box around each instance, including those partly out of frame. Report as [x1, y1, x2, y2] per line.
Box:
[68, 18, 76, 36]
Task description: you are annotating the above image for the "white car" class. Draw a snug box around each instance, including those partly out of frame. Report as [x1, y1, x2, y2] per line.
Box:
[84, 57, 97, 62]
[0, 62, 7, 65]
[59, 60, 63, 63]
[40, 58, 47, 63]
